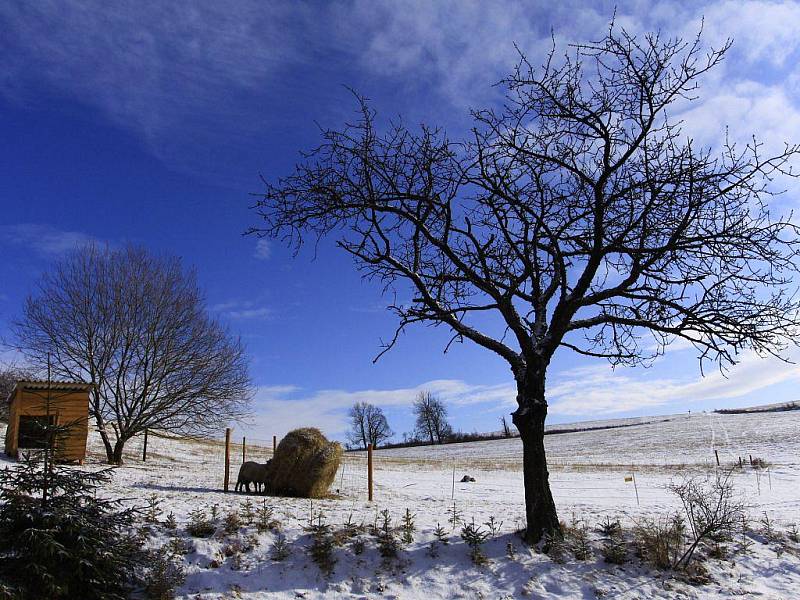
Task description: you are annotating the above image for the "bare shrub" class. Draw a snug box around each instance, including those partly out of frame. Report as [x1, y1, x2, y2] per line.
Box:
[669, 471, 744, 569]
[633, 515, 685, 569]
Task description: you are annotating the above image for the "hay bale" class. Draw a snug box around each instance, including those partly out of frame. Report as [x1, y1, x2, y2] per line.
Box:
[267, 427, 342, 498]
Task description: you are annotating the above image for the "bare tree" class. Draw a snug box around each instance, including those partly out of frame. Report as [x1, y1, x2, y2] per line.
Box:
[347, 401, 393, 449]
[250, 26, 800, 541]
[500, 415, 514, 438]
[13, 244, 252, 464]
[412, 391, 451, 444]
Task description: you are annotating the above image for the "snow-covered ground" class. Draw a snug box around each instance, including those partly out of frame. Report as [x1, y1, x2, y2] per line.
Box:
[2, 409, 799, 599]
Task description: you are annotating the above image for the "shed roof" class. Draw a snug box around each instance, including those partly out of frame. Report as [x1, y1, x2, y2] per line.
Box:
[6, 380, 92, 404]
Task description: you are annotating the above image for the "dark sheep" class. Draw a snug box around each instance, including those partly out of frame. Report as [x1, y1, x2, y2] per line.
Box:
[235, 460, 271, 493]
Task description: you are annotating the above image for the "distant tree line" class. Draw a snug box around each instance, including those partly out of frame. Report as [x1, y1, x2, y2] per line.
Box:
[346, 390, 517, 450]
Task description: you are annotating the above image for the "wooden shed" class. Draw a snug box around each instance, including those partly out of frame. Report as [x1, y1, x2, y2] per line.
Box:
[4, 380, 91, 463]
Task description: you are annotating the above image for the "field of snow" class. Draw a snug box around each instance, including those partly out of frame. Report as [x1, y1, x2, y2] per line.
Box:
[2, 409, 800, 599]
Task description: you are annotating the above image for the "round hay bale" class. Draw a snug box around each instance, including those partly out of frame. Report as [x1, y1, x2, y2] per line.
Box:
[267, 427, 343, 498]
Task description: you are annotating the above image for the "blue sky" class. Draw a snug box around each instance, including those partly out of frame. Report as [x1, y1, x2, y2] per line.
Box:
[3, 0, 800, 443]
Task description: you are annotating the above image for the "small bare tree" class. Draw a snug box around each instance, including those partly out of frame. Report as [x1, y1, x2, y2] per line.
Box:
[347, 401, 393, 449]
[251, 24, 800, 541]
[412, 391, 451, 444]
[500, 415, 514, 438]
[13, 244, 252, 463]
[670, 470, 744, 569]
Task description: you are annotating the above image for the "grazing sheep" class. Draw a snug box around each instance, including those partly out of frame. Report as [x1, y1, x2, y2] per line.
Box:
[235, 460, 271, 493]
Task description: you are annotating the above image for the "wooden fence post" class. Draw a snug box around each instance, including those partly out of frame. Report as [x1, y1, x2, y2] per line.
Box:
[224, 428, 231, 492]
[142, 429, 148, 462]
[242, 437, 246, 463]
[367, 443, 373, 502]
[273, 435, 277, 452]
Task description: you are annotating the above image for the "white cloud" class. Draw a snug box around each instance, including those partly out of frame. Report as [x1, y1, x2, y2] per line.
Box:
[0, 223, 98, 257]
[246, 378, 516, 440]
[254, 239, 271, 261]
[243, 344, 800, 440]
[211, 299, 272, 320]
[696, 0, 800, 68]
[548, 349, 800, 416]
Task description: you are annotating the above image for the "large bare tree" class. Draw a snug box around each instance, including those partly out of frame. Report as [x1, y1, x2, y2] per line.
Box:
[13, 244, 252, 463]
[412, 391, 451, 444]
[347, 401, 393, 449]
[250, 27, 800, 541]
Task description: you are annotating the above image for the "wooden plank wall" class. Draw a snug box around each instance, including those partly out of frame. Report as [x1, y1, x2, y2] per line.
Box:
[4, 388, 90, 463]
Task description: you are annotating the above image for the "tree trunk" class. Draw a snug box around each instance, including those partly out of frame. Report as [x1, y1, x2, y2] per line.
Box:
[97, 422, 115, 464]
[512, 368, 560, 544]
[111, 438, 126, 465]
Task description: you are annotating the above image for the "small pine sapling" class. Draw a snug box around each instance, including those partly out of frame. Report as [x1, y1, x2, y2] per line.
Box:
[164, 536, 193, 556]
[788, 523, 799, 544]
[506, 541, 516, 560]
[256, 500, 277, 532]
[598, 516, 622, 537]
[376, 509, 399, 560]
[460, 518, 490, 565]
[271, 532, 291, 561]
[401, 508, 416, 545]
[739, 515, 755, 556]
[352, 537, 366, 555]
[447, 502, 463, 530]
[164, 511, 177, 530]
[484, 516, 503, 538]
[223, 510, 242, 534]
[144, 552, 186, 600]
[240, 499, 255, 526]
[145, 493, 162, 524]
[760, 512, 780, 542]
[187, 509, 216, 538]
[542, 531, 568, 564]
[570, 522, 591, 561]
[308, 513, 336, 576]
[433, 522, 449, 545]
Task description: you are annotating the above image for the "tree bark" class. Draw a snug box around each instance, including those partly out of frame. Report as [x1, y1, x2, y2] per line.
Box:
[111, 438, 126, 465]
[512, 368, 560, 544]
[97, 424, 115, 464]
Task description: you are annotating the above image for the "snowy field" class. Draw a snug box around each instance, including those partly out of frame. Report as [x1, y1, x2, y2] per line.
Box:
[2, 410, 800, 599]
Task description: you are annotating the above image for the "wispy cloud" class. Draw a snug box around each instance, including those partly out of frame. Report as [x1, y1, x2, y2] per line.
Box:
[247, 378, 516, 440]
[0, 1, 314, 170]
[0, 223, 98, 257]
[243, 346, 800, 440]
[211, 299, 272, 320]
[253, 239, 271, 261]
[548, 349, 800, 416]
